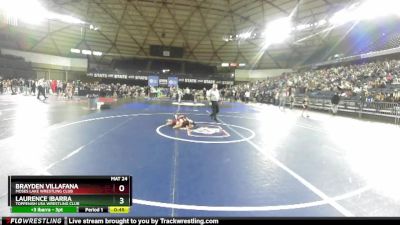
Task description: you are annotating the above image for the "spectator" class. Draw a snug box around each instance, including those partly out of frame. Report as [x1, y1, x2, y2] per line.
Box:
[331, 92, 340, 115]
[0, 79, 3, 94]
[302, 95, 310, 118]
[244, 90, 250, 103]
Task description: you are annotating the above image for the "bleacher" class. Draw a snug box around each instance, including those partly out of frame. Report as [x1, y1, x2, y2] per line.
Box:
[0, 54, 35, 79]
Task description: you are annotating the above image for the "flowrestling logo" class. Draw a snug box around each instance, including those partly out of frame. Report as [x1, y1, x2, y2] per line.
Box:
[148, 76, 159, 87]
[188, 125, 230, 138]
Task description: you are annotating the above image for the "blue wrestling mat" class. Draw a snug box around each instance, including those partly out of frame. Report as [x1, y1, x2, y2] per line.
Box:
[1, 99, 400, 217]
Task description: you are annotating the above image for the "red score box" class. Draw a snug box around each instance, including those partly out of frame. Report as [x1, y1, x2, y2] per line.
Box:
[8, 176, 132, 206]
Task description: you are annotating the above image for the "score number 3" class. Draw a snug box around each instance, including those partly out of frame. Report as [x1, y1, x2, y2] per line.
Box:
[118, 185, 126, 205]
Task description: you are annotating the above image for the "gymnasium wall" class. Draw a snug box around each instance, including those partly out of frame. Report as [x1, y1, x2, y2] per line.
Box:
[35, 69, 86, 81]
[1, 48, 88, 72]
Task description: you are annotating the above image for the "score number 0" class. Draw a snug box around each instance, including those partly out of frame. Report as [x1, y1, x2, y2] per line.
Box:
[119, 184, 125, 205]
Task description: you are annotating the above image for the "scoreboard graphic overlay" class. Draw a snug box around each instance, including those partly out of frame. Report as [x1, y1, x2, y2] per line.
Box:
[8, 176, 132, 214]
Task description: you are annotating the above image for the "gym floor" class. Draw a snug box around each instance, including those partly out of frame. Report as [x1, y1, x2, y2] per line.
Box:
[0, 95, 400, 217]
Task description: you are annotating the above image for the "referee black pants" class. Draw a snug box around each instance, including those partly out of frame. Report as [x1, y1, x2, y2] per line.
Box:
[37, 86, 46, 99]
[210, 101, 219, 120]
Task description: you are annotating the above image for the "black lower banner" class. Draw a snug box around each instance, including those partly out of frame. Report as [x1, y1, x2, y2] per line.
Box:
[66, 218, 219, 225]
[2, 217, 64, 225]
[2, 217, 399, 225]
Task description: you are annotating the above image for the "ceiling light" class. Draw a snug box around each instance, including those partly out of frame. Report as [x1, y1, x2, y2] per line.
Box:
[0, 0, 47, 25]
[238, 32, 252, 39]
[70, 48, 81, 53]
[81, 50, 92, 55]
[0, 0, 85, 25]
[317, 19, 327, 26]
[264, 17, 292, 44]
[92, 51, 103, 56]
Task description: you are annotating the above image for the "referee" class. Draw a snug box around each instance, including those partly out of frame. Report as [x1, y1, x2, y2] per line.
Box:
[37, 79, 47, 100]
[207, 84, 220, 122]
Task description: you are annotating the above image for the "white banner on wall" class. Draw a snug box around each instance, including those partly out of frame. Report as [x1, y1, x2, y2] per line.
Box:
[235, 69, 292, 81]
[1, 48, 88, 71]
[87, 73, 234, 85]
